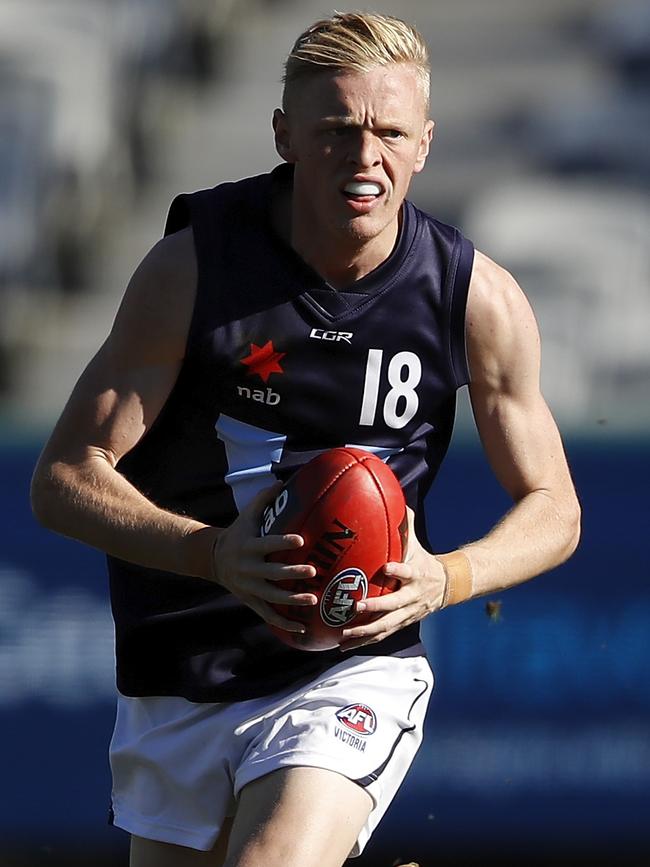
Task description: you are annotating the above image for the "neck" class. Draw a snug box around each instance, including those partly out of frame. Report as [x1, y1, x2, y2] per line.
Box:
[271, 185, 400, 290]
[297, 224, 399, 289]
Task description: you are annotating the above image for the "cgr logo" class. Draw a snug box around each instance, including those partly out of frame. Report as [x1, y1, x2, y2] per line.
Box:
[309, 328, 353, 344]
[336, 703, 377, 736]
[320, 567, 367, 626]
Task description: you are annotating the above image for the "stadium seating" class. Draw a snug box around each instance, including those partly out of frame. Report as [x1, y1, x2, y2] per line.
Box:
[465, 180, 650, 431]
[0, 0, 647, 435]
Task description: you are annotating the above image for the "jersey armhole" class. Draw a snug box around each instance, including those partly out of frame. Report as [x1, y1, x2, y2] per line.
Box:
[163, 188, 227, 350]
[447, 234, 474, 389]
[164, 194, 191, 237]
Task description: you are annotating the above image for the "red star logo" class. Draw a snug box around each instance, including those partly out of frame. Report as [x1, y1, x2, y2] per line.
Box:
[240, 340, 286, 383]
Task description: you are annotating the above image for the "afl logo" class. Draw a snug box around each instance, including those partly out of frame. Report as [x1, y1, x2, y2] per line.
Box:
[320, 568, 368, 627]
[336, 703, 377, 736]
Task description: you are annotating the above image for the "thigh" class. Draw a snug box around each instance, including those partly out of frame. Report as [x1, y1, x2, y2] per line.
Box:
[224, 766, 373, 867]
[232, 651, 433, 858]
[130, 819, 232, 867]
[111, 694, 240, 853]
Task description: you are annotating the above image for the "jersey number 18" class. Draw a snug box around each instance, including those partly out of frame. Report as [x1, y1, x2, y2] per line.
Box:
[359, 350, 422, 429]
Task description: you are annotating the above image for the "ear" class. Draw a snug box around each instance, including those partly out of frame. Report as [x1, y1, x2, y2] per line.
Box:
[273, 109, 296, 162]
[413, 119, 434, 174]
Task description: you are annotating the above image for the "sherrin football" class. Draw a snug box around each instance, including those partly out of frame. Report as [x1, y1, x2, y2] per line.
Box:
[261, 447, 407, 651]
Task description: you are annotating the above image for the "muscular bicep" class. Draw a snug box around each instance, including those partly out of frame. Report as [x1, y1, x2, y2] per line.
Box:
[44, 336, 179, 469]
[466, 251, 574, 503]
[40, 228, 197, 468]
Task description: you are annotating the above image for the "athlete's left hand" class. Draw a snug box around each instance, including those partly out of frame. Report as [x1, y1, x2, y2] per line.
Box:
[339, 507, 446, 650]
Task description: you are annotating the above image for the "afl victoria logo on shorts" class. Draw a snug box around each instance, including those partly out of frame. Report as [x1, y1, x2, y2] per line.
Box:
[320, 568, 368, 626]
[336, 703, 377, 736]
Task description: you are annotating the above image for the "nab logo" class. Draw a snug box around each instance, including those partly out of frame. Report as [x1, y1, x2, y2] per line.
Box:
[309, 328, 353, 344]
[237, 340, 285, 405]
[240, 340, 285, 382]
[336, 703, 377, 736]
[236, 385, 280, 405]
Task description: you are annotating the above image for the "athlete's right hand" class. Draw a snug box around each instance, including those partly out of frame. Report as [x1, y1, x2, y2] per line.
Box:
[210, 485, 318, 633]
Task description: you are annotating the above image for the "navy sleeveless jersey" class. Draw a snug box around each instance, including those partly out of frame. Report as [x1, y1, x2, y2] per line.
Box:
[107, 163, 474, 702]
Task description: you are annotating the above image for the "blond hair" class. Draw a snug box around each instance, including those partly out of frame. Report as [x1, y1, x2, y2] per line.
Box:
[283, 11, 430, 109]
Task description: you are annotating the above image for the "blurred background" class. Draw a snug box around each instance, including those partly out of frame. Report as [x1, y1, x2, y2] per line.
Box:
[1, 0, 648, 865]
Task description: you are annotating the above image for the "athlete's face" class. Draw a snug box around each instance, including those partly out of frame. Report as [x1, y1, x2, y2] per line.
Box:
[274, 63, 434, 248]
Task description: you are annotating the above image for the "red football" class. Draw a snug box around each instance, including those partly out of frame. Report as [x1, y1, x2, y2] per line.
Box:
[261, 447, 407, 651]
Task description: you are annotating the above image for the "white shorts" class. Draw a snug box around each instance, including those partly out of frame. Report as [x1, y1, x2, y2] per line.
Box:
[109, 647, 433, 857]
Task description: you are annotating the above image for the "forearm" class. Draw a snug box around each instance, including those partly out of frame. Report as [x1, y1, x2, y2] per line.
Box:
[31, 454, 219, 579]
[443, 487, 581, 603]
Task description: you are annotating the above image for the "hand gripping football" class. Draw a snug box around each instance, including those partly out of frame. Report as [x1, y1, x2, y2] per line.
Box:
[261, 447, 407, 651]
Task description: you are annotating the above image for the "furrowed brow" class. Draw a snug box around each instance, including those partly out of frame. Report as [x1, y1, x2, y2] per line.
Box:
[321, 115, 358, 125]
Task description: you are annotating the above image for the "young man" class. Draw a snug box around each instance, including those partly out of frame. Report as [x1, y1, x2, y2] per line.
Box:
[31, 12, 580, 867]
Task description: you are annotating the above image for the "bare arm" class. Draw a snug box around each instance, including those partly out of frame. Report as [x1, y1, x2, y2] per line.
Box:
[341, 250, 581, 646]
[31, 229, 316, 629]
[30, 228, 214, 575]
[459, 250, 580, 593]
